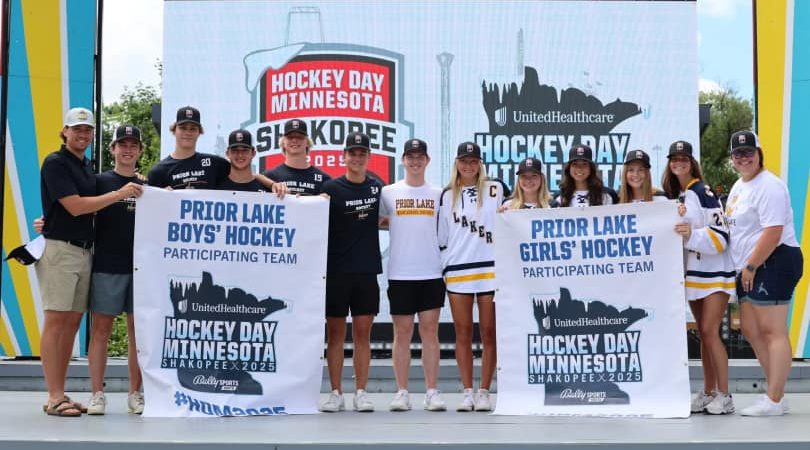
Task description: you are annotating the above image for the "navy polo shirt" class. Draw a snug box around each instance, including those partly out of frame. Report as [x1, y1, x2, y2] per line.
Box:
[40, 145, 96, 242]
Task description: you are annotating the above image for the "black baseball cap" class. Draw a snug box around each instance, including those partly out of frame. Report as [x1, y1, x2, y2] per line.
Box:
[456, 141, 481, 159]
[730, 130, 760, 153]
[403, 138, 428, 155]
[516, 157, 543, 175]
[5, 236, 45, 266]
[624, 149, 651, 168]
[283, 119, 308, 136]
[176, 106, 201, 126]
[667, 140, 693, 158]
[112, 124, 142, 144]
[227, 129, 253, 149]
[345, 132, 371, 151]
[568, 144, 593, 163]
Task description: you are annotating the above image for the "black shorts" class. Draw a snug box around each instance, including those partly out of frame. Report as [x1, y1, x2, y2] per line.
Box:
[447, 290, 495, 297]
[737, 244, 803, 305]
[325, 273, 380, 317]
[387, 278, 446, 315]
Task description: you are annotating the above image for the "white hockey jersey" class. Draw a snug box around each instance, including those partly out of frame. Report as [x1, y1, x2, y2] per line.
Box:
[437, 180, 507, 293]
[680, 180, 736, 300]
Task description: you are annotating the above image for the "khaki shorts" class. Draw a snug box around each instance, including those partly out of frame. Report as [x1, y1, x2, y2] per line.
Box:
[35, 239, 92, 312]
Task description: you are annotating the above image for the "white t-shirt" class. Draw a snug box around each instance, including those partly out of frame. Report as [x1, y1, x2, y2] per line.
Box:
[726, 170, 799, 271]
[380, 180, 443, 280]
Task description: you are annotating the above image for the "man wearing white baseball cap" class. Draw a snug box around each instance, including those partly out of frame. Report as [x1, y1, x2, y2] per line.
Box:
[37, 107, 143, 416]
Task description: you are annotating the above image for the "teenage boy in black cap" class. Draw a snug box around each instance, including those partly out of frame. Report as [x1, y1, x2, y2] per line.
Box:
[319, 132, 383, 413]
[148, 106, 285, 194]
[85, 124, 147, 415]
[219, 129, 266, 192]
[263, 119, 331, 195]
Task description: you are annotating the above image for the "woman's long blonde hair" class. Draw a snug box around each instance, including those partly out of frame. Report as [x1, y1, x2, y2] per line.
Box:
[507, 172, 551, 209]
[448, 159, 487, 209]
[619, 162, 654, 203]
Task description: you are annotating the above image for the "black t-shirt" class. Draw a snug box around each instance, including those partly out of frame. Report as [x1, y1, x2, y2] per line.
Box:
[147, 152, 230, 189]
[263, 164, 331, 195]
[40, 146, 96, 241]
[217, 177, 266, 192]
[322, 175, 382, 274]
[93, 171, 143, 273]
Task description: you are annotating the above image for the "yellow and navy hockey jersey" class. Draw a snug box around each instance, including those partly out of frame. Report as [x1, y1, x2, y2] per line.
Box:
[680, 180, 736, 300]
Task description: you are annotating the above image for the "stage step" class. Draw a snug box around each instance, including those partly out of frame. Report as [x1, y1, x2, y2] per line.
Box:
[2, 358, 810, 394]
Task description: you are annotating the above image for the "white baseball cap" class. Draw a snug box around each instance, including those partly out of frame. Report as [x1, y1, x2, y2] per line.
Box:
[64, 107, 95, 127]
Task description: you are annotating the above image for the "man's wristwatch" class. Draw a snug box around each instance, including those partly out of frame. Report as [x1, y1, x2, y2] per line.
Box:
[744, 264, 758, 273]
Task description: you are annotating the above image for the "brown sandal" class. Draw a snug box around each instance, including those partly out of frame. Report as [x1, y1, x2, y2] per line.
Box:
[42, 396, 88, 414]
[45, 399, 82, 417]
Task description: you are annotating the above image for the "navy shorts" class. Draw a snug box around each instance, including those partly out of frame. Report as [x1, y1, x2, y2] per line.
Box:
[325, 273, 380, 317]
[737, 244, 803, 306]
[387, 278, 446, 315]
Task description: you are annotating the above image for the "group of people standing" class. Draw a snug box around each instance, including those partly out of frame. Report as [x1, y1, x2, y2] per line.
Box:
[34, 104, 802, 418]
[35, 106, 287, 417]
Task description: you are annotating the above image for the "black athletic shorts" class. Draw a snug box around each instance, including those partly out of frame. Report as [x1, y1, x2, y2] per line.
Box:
[387, 278, 446, 315]
[446, 290, 495, 297]
[737, 244, 803, 306]
[325, 273, 380, 317]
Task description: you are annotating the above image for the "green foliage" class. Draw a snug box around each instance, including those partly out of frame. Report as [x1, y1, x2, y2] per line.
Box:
[107, 315, 129, 357]
[101, 83, 161, 174]
[699, 88, 754, 195]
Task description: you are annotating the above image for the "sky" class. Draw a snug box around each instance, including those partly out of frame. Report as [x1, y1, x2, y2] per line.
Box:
[100, 0, 755, 104]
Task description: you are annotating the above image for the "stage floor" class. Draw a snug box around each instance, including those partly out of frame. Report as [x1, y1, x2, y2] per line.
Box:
[0, 392, 808, 450]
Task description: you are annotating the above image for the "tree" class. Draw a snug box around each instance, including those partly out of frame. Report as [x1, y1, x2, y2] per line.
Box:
[699, 88, 754, 195]
[100, 82, 161, 173]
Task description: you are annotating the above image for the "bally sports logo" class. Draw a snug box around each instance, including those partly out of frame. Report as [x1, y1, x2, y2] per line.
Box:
[243, 43, 414, 184]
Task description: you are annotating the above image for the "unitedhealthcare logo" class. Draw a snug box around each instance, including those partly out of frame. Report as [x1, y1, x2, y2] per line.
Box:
[495, 106, 508, 127]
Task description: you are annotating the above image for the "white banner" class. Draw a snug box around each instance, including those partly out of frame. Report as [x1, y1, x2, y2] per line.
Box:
[133, 187, 328, 417]
[494, 202, 690, 417]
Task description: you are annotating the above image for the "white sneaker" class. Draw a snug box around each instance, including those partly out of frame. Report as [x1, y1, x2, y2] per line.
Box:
[740, 394, 787, 416]
[424, 389, 447, 412]
[353, 389, 375, 412]
[457, 388, 474, 412]
[389, 389, 411, 411]
[320, 390, 345, 412]
[127, 391, 145, 415]
[690, 391, 714, 413]
[705, 392, 734, 415]
[87, 391, 106, 415]
[474, 388, 492, 412]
